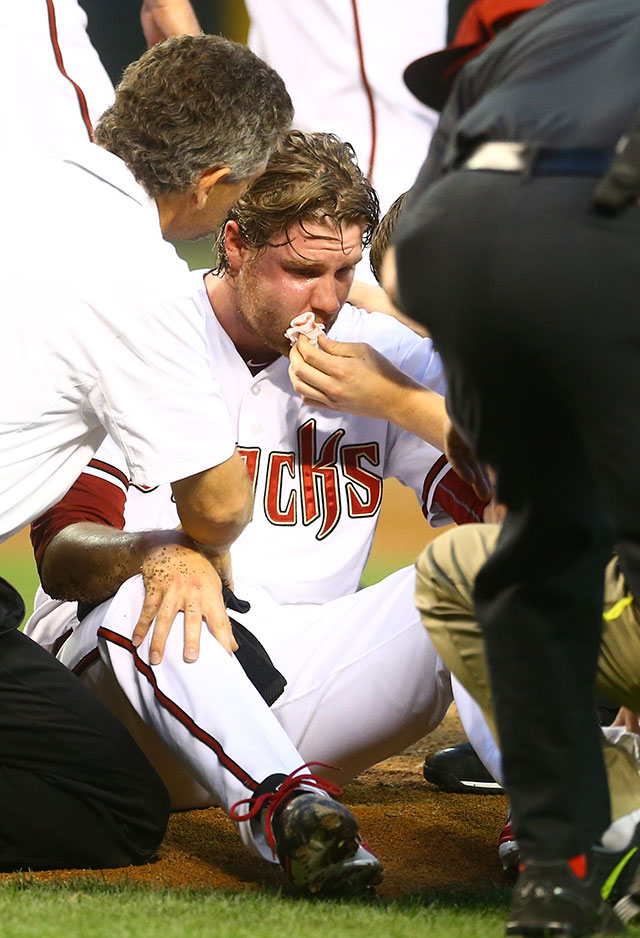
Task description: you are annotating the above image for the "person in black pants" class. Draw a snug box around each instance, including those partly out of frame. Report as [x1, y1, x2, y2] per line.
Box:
[394, 0, 640, 933]
[0, 579, 169, 869]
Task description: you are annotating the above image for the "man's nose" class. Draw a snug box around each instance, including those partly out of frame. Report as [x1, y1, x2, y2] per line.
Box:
[310, 276, 341, 318]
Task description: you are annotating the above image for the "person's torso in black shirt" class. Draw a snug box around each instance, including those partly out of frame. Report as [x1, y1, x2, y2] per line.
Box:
[421, 0, 640, 185]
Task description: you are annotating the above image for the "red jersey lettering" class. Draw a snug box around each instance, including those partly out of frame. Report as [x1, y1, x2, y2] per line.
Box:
[298, 420, 345, 540]
[238, 446, 261, 496]
[264, 452, 296, 525]
[341, 443, 383, 517]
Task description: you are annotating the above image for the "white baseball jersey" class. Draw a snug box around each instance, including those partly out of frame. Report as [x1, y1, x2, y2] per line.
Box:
[0, 155, 236, 542]
[25, 272, 491, 863]
[29, 270, 485, 605]
[247, 0, 447, 219]
[0, 0, 115, 156]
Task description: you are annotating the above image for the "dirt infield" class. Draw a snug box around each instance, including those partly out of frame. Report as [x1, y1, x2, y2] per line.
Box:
[0, 709, 510, 898]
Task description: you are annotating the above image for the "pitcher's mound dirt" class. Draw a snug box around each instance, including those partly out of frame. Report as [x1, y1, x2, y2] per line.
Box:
[1, 708, 510, 897]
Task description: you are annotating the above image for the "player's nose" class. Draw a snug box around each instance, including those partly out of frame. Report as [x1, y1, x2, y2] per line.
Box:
[310, 276, 341, 320]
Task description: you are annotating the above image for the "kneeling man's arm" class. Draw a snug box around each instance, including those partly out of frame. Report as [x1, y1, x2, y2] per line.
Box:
[34, 449, 253, 662]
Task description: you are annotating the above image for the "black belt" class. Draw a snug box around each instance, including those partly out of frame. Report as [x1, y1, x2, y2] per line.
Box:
[533, 147, 612, 176]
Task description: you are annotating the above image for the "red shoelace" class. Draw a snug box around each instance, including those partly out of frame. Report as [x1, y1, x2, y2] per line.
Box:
[229, 762, 344, 855]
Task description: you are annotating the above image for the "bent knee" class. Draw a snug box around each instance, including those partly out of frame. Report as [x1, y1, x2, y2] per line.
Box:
[417, 524, 500, 601]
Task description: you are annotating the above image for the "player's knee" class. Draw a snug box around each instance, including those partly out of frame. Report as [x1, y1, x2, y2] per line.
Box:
[417, 524, 498, 604]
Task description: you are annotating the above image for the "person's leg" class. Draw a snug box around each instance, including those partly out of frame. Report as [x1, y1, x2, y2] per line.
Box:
[266, 566, 453, 784]
[476, 449, 613, 860]
[56, 576, 383, 893]
[0, 627, 169, 870]
[417, 524, 502, 776]
[418, 526, 640, 832]
[59, 577, 381, 894]
[58, 576, 310, 860]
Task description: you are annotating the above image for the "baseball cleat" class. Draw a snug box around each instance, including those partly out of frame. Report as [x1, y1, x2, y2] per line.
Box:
[230, 763, 383, 895]
[423, 742, 504, 795]
[506, 854, 624, 937]
[272, 793, 382, 894]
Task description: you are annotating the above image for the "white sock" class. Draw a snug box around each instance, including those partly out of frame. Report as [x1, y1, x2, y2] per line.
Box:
[601, 808, 640, 852]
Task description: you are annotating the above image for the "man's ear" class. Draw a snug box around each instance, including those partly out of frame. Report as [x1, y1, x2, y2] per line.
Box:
[224, 220, 251, 273]
[194, 166, 232, 208]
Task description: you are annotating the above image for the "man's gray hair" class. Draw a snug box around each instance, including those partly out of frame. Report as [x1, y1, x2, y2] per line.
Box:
[95, 34, 293, 197]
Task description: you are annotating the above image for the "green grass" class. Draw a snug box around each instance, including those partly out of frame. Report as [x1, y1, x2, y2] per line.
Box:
[0, 881, 512, 938]
[0, 543, 38, 628]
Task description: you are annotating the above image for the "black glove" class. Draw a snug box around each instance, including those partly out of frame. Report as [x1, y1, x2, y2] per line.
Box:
[223, 586, 287, 707]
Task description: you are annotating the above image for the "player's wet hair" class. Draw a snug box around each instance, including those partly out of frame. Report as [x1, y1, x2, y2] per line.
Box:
[214, 131, 380, 274]
[95, 34, 293, 197]
[369, 191, 408, 284]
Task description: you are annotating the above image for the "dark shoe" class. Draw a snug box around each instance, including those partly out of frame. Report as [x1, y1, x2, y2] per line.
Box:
[423, 742, 504, 794]
[506, 855, 624, 937]
[230, 763, 383, 895]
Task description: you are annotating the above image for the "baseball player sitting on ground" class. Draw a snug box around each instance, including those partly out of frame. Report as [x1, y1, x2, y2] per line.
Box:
[25, 131, 493, 895]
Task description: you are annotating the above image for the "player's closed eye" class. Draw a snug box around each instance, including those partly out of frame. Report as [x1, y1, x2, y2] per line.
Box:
[284, 265, 322, 278]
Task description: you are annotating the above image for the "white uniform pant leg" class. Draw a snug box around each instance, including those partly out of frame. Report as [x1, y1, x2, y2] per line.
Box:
[452, 674, 504, 785]
[254, 566, 453, 785]
[58, 575, 306, 860]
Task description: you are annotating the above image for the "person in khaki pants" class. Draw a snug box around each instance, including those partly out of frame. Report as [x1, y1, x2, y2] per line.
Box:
[416, 522, 640, 922]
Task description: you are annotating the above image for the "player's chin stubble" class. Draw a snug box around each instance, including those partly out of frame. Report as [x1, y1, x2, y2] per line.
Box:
[235, 271, 291, 358]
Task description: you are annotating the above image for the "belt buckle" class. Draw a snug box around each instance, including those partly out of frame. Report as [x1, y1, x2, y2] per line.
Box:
[465, 142, 527, 172]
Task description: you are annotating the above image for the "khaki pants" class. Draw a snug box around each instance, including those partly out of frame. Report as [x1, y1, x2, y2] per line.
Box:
[416, 524, 640, 822]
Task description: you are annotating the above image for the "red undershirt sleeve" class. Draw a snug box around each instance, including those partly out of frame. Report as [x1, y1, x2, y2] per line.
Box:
[30, 465, 127, 573]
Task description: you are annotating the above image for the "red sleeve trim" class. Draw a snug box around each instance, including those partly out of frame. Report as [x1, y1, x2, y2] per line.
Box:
[88, 459, 130, 491]
[350, 0, 376, 180]
[431, 466, 490, 525]
[421, 453, 448, 515]
[30, 472, 126, 572]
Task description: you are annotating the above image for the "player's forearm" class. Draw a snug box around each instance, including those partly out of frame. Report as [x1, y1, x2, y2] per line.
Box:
[41, 522, 192, 602]
[171, 451, 254, 552]
[140, 0, 202, 48]
[385, 384, 448, 452]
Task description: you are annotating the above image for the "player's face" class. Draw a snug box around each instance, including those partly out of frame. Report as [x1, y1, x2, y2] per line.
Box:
[234, 220, 365, 357]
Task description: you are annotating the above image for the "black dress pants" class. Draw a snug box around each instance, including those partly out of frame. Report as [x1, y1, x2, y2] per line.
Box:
[0, 580, 170, 869]
[396, 170, 640, 860]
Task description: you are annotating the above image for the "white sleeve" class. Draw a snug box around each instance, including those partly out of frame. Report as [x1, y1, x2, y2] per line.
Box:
[396, 335, 447, 393]
[378, 326, 451, 524]
[334, 306, 447, 393]
[87, 296, 237, 489]
[384, 431, 452, 527]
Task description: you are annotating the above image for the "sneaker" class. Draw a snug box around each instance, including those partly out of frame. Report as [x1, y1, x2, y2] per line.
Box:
[506, 854, 624, 937]
[230, 763, 383, 895]
[499, 816, 521, 872]
[423, 742, 504, 794]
